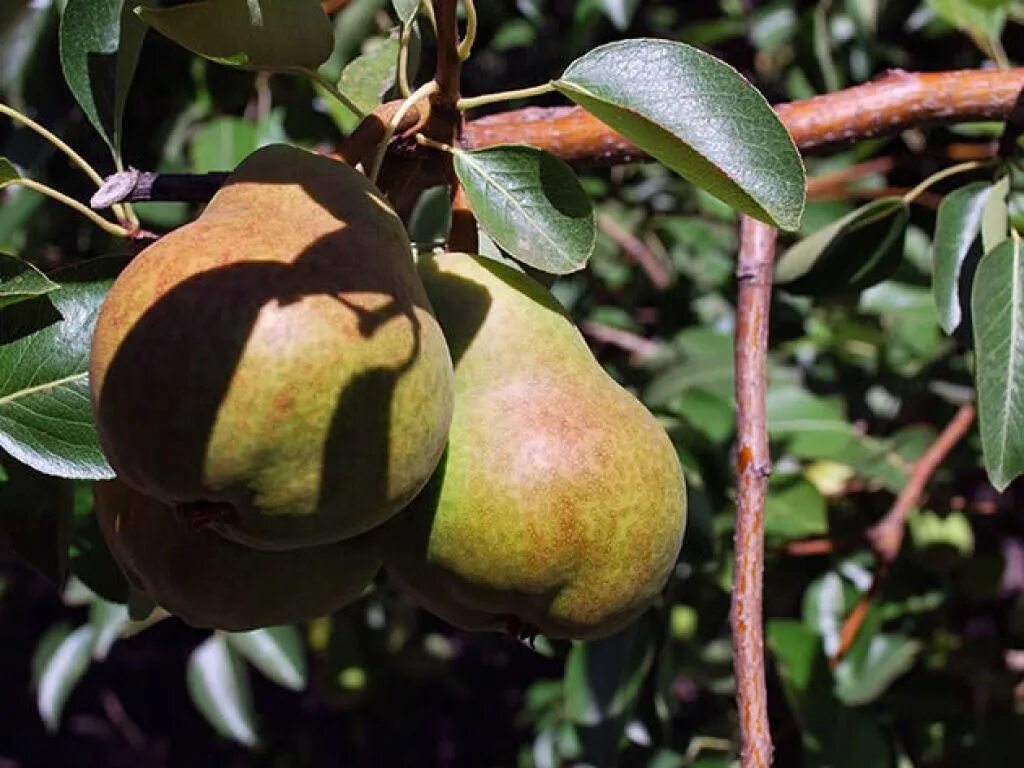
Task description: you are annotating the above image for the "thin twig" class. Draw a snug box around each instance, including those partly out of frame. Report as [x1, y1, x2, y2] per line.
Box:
[597, 214, 672, 290]
[581, 321, 663, 361]
[732, 216, 777, 768]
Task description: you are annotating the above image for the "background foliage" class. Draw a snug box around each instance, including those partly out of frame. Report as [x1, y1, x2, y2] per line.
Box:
[1, 0, 1024, 766]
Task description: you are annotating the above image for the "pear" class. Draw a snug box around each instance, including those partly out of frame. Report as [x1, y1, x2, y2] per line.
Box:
[90, 145, 454, 550]
[383, 253, 686, 640]
[93, 479, 380, 631]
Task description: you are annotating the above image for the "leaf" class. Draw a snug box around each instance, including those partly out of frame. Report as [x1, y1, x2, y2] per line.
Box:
[776, 198, 908, 295]
[0, 1, 53, 108]
[136, 0, 334, 71]
[34, 624, 96, 732]
[553, 39, 805, 231]
[391, 0, 421, 24]
[599, 0, 641, 30]
[227, 626, 307, 691]
[0, 253, 59, 309]
[0, 157, 23, 187]
[454, 145, 596, 274]
[564, 620, 654, 727]
[89, 598, 130, 661]
[932, 181, 990, 333]
[60, 0, 148, 160]
[0, 453, 75, 584]
[0, 257, 124, 480]
[188, 634, 260, 747]
[981, 174, 1010, 254]
[765, 475, 828, 542]
[971, 236, 1024, 491]
[339, 37, 401, 116]
[927, 0, 1007, 45]
[835, 630, 920, 706]
[69, 489, 132, 604]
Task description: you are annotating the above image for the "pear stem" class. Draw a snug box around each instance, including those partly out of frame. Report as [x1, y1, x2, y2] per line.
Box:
[8, 178, 131, 237]
[299, 67, 365, 119]
[731, 216, 776, 768]
[368, 81, 439, 185]
[900, 159, 990, 205]
[457, 83, 555, 111]
[458, 0, 478, 61]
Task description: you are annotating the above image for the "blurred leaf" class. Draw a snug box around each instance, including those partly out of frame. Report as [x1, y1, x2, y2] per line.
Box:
[69, 490, 131, 604]
[339, 36, 400, 116]
[981, 174, 1010, 254]
[408, 185, 451, 249]
[835, 629, 920, 706]
[599, 0, 640, 30]
[927, 0, 1006, 47]
[454, 145, 596, 274]
[0, 252, 59, 309]
[776, 198, 908, 295]
[0, 257, 123, 479]
[34, 624, 95, 733]
[908, 509, 974, 558]
[189, 116, 271, 172]
[553, 39, 805, 231]
[970, 236, 1024, 490]
[60, 0, 147, 160]
[0, 156, 23, 187]
[765, 474, 828, 542]
[187, 633, 259, 747]
[564, 620, 654, 727]
[137, 0, 334, 71]
[932, 181, 989, 333]
[0, 1, 53, 108]
[0, 453, 74, 584]
[89, 598, 129, 661]
[391, 0, 420, 24]
[227, 626, 307, 691]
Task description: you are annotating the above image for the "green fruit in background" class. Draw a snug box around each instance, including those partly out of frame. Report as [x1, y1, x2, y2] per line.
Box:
[90, 144, 454, 551]
[94, 479, 381, 631]
[383, 253, 687, 640]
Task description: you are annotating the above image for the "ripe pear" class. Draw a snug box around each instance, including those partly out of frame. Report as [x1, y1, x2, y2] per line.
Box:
[90, 145, 454, 550]
[93, 479, 381, 631]
[383, 253, 686, 640]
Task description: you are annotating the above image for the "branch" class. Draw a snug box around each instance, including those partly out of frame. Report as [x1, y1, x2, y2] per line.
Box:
[92, 68, 1024, 208]
[731, 216, 777, 768]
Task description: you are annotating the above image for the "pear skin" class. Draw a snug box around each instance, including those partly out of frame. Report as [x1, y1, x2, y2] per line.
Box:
[384, 253, 686, 640]
[90, 145, 454, 550]
[94, 479, 380, 631]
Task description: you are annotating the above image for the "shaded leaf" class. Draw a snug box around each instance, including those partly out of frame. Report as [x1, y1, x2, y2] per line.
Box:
[137, 0, 333, 71]
[835, 629, 920, 706]
[0, 1, 54, 108]
[776, 198, 908, 295]
[971, 236, 1024, 490]
[454, 145, 596, 274]
[0, 452, 74, 584]
[60, 0, 147, 159]
[34, 624, 96, 733]
[339, 37, 400, 116]
[932, 181, 990, 333]
[981, 174, 1010, 254]
[553, 39, 805, 231]
[391, 0, 420, 24]
[564, 620, 654, 727]
[188, 634, 259, 747]
[0, 257, 124, 479]
[0, 253, 59, 309]
[89, 598, 129, 661]
[765, 475, 828, 542]
[227, 626, 307, 691]
[69, 488, 132, 604]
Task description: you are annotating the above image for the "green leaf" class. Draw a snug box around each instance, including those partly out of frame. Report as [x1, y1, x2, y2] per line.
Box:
[928, 0, 1007, 45]
[89, 598, 130, 661]
[835, 630, 920, 706]
[227, 626, 307, 691]
[187, 634, 260, 747]
[971, 236, 1024, 491]
[0, 257, 124, 480]
[136, 0, 334, 71]
[391, 0, 421, 24]
[981, 174, 1010, 254]
[776, 198, 908, 295]
[0, 453, 74, 584]
[339, 37, 401, 116]
[932, 181, 990, 333]
[0, 157, 23, 187]
[553, 39, 805, 231]
[60, 0, 148, 160]
[0, 253, 59, 309]
[69, 487, 132, 604]
[0, 1, 53, 108]
[454, 145, 596, 274]
[34, 624, 96, 733]
[765, 475, 828, 542]
[599, 0, 640, 30]
[564, 620, 654, 727]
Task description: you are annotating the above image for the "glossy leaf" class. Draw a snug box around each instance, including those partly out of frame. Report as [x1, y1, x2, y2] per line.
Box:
[971, 236, 1024, 491]
[136, 0, 334, 71]
[0, 257, 123, 479]
[227, 626, 307, 691]
[776, 198, 908, 295]
[981, 174, 1010, 254]
[34, 624, 96, 732]
[553, 39, 805, 231]
[454, 145, 596, 274]
[0, 253, 59, 309]
[187, 634, 259, 747]
[932, 181, 989, 333]
[60, 0, 147, 158]
[339, 37, 400, 116]
[0, 453, 74, 584]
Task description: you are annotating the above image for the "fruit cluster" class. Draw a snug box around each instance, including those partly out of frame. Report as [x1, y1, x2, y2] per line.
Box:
[89, 144, 687, 641]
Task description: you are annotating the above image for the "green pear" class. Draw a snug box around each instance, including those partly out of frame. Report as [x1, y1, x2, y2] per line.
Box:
[90, 144, 454, 550]
[383, 253, 686, 640]
[94, 479, 380, 631]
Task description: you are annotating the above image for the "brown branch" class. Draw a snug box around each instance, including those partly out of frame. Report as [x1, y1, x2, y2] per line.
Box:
[321, 0, 353, 13]
[731, 216, 777, 768]
[581, 321, 663, 361]
[597, 214, 672, 289]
